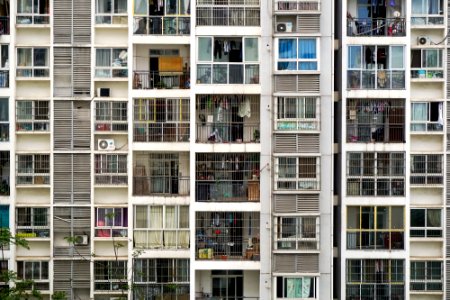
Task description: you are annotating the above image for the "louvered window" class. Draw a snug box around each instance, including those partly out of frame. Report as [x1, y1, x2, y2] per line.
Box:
[53, 260, 90, 298]
[54, 101, 91, 150]
[274, 156, 320, 190]
[54, 47, 91, 97]
[274, 216, 319, 251]
[16, 48, 49, 78]
[17, 0, 49, 24]
[54, 154, 90, 204]
[54, 0, 92, 44]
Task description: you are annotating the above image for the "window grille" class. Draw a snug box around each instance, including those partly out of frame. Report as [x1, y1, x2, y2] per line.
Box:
[410, 208, 442, 238]
[16, 154, 50, 185]
[95, 101, 128, 132]
[274, 216, 319, 250]
[275, 96, 319, 131]
[274, 156, 320, 190]
[16, 100, 50, 132]
[94, 154, 127, 185]
[410, 154, 443, 185]
[16, 207, 50, 238]
[410, 261, 443, 291]
[95, 207, 128, 238]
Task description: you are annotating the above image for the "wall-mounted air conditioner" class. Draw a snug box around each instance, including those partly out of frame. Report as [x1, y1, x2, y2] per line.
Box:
[97, 87, 110, 97]
[73, 235, 88, 246]
[276, 22, 293, 33]
[98, 139, 115, 151]
[417, 36, 429, 45]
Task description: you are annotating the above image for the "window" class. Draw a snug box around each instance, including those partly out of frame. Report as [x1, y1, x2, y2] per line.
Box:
[94, 260, 127, 291]
[0, 99, 8, 141]
[133, 98, 190, 142]
[196, 0, 260, 26]
[276, 97, 319, 131]
[95, 101, 127, 132]
[16, 100, 49, 132]
[411, 102, 443, 132]
[0, 260, 7, 286]
[274, 216, 319, 250]
[16, 207, 49, 238]
[347, 206, 404, 250]
[212, 271, 244, 299]
[410, 154, 443, 185]
[412, 0, 444, 25]
[0, 152, 9, 196]
[17, 261, 49, 290]
[0, 45, 9, 88]
[16, 48, 49, 78]
[411, 49, 443, 78]
[346, 99, 405, 143]
[277, 38, 318, 71]
[16, 154, 50, 185]
[0, 205, 8, 228]
[95, 48, 128, 78]
[94, 154, 127, 185]
[95, 207, 128, 238]
[347, 152, 405, 196]
[133, 258, 189, 300]
[197, 37, 259, 84]
[410, 261, 443, 291]
[17, 0, 49, 24]
[134, 205, 189, 249]
[96, 0, 127, 24]
[410, 208, 442, 237]
[276, 276, 317, 299]
[346, 259, 404, 299]
[347, 45, 405, 89]
[275, 156, 320, 190]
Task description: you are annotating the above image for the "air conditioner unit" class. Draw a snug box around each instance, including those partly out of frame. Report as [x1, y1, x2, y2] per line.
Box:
[97, 87, 110, 97]
[73, 235, 88, 246]
[276, 22, 292, 32]
[417, 36, 429, 45]
[98, 139, 115, 151]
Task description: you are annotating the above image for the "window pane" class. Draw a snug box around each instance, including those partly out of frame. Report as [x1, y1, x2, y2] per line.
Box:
[0, 99, 8, 121]
[198, 38, 212, 62]
[299, 39, 316, 59]
[279, 39, 296, 59]
[427, 209, 441, 227]
[411, 209, 425, 227]
[96, 49, 111, 67]
[390, 46, 404, 69]
[18, 49, 32, 67]
[348, 46, 361, 69]
[391, 207, 404, 229]
[411, 103, 428, 121]
[134, 0, 148, 14]
[244, 38, 258, 62]
[34, 48, 48, 67]
[347, 207, 360, 229]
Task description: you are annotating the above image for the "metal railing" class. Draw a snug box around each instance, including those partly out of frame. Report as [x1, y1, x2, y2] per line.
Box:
[196, 7, 260, 26]
[196, 180, 260, 202]
[275, 0, 320, 11]
[197, 123, 259, 143]
[346, 231, 404, 250]
[133, 71, 190, 89]
[133, 16, 190, 35]
[347, 70, 405, 90]
[134, 123, 190, 142]
[133, 176, 190, 196]
[347, 18, 406, 36]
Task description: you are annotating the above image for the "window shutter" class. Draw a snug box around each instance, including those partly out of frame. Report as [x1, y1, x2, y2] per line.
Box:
[447, 155, 450, 205]
[447, 208, 450, 256]
[54, 101, 72, 150]
[296, 194, 319, 212]
[54, 48, 72, 97]
[73, 48, 91, 96]
[297, 15, 320, 33]
[297, 134, 320, 153]
[54, 0, 91, 45]
[54, 101, 91, 150]
[54, 0, 72, 44]
[298, 75, 320, 93]
[274, 194, 319, 213]
[274, 133, 297, 153]
[273, 194, 296, 213]
[73, 0, 92, 44]
[53, 261, 72, 295]
[54, 154, 91, 204]
[274, 254, 319, 273]
[73, 101, 91, 149]
[73, 154, 91, 203]
[53, 260, 90, 299]
[275, 75, 296, 92]
[274, 133, 320, 153]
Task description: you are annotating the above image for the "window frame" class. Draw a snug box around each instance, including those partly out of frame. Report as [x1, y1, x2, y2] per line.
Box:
[95, 100, 128, 132]
[16, 47, 50, 78]
[411, 49, 443, 79]
[410, 154, 443, 185]
[0, 98, 8, 142]
[276, 37, 319, 71]
[274, 216, 319, 251]
[410, 261, 443, 291]
[16, 100, 50, 132]
[94, 260, 128, 291]
[17, 261, 49, 290]
[410, 208, 442, 238]
[411, 101, 443, 132]
[94, 154, 128, 185]
[411, 0, 444, 25]
[95, 207, 128, 238]
[95, 48, 128, 78]
[16, 207, 50, 238]
[275, 96, 320, 131]
[274, 156, 320, 191]
[275, 276, 318, 299]
[95, 0, 128, 24]
[17, 0, 50, 25]
[16, 154, 50, 185]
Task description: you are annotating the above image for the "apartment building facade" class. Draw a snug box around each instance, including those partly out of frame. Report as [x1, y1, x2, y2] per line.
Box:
[0, 0, 334, 299]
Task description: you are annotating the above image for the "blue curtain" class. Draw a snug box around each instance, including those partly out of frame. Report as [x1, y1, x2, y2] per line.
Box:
[0, 205, 8, 228]
[279, 39, 296, 59]
[299, 39, 317, 70]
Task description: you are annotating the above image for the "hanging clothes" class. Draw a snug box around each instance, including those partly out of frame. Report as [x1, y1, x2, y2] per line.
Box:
[238, 98, 251, 118]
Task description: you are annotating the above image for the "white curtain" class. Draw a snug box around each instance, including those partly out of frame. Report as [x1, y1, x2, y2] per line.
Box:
[411, 103, 427, 131]
[134, 230, 147, 248]
[165, 206, 177, 247]
[135, 206, 148, 228]
[149, 206, 163, 247]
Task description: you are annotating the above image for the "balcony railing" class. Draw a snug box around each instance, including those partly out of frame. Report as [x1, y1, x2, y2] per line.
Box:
[347, 18, 406, 36]
[133, 16, 190, 35]
[275, 0, 319, 11]
[196, 7, 260, 26]
[197, 123, 259, 143]
[196, 180, 259, 202]
[347, 231, 404, 250]
[197, 64, 259, 84]
[133, 71, 190, 89]
[411, 69, 444, 79]
[347, 70, 405, 90]
[134, 123, 189, 142]
[0, 17, 9, 34]
[133, 176, 190, 196]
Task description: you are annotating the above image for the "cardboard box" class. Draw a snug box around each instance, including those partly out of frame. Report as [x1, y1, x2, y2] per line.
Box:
[198, 248, 213, 259]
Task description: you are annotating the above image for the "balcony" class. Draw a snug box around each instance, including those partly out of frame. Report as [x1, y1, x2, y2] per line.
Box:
[346, 99, 404, 143]
[347, 18, 406, 37]
[133, 71, 190, 89]
[196, 153, 260, 202]
[348, 70, 405, 90]
[275, 0, 320, 12]
[196, 0, 260, 27]
[197, 64, 259, 84]
[196, 95, 260, 143]
[196, 212, 260, 261]
[133, 16, 190, 35]
[133, 152, 190, 196]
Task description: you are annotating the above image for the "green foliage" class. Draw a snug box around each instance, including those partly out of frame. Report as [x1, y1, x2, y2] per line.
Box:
[51, 291, 67, 300]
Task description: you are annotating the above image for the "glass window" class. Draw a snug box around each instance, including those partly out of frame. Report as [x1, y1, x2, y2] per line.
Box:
[198, 37, 212, 61]
[278, 38, 318, 71]
[244, 38, 258, 62]
[411, 208, 442, 237]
